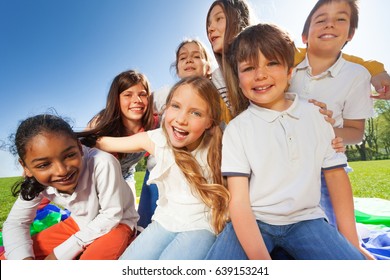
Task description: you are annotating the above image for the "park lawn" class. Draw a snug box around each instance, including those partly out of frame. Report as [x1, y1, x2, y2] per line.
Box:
[0, 160, 389, 229]
[348, 160, 390, 200]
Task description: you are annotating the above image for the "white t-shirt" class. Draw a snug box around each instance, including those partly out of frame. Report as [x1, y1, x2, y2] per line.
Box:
[222, 93, 347, 225]
[3, 146, 139, 260]
[290, 54, 373, 128]
[146, 128, 214, 233]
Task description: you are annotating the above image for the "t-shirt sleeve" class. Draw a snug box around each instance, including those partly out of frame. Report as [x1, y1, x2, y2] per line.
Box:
[320, 114, 348, 170]
[343, 69, 374, 120]
[221, 121, 251, 177]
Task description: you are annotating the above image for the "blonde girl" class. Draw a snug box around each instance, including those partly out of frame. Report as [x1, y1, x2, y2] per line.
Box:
[96, 76, 230, 259]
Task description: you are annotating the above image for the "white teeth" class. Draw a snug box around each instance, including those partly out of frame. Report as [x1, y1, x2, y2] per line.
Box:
[255, 85, 271, 91]
[173, 127, 186, 133]
[320, 34, 336, 39]
[56, 172, 74, 182]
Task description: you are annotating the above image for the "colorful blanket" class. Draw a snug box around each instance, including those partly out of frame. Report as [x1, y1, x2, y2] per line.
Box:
[354, 197, 390, 260]
[1, 198, 389, 259]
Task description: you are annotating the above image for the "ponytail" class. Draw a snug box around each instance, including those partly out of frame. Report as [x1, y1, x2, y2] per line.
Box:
[12, 176, 45, 201]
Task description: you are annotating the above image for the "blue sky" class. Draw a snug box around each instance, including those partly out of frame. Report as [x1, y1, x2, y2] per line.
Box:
[1, 0, 389, 177]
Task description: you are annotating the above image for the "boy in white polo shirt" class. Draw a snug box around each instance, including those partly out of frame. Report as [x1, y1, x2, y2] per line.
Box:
[289, 0, 374, 226]
[206, 23, 373, 260]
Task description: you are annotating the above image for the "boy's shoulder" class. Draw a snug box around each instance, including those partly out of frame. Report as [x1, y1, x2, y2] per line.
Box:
[341, 57, 371, 75]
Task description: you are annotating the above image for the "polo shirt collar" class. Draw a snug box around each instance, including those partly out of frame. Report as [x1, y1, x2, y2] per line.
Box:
[295, 52, 345, 78]
[248, 92, 301, 123]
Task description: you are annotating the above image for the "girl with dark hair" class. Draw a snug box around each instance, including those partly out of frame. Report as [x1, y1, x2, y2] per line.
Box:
[1, 114, 138, 260]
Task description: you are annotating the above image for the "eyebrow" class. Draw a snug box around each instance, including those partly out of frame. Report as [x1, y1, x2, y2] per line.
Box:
[179, 50, 201, 56]
[214, 11, 224, 18]
[122, 89, 147, 94]
[30, 146, 77, 164]
[170, 98, 207, 114]
[314, 10, 350, 20]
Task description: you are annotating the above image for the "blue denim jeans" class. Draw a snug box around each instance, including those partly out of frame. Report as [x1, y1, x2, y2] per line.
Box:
[137, 169, 159, 229]
[206, 219, 366, 260]
[119, 221, 216, 260]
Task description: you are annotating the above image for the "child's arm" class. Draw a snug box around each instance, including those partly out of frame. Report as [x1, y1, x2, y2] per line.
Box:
[52, 152, 137, 260]
[2, 196, 42, 260]
[333, 119, 365, 145]
[370, 72, 390, 100]
[324, 168, 375, 259]
[96, 131, 154, 156]
[228, 176, 271, 260]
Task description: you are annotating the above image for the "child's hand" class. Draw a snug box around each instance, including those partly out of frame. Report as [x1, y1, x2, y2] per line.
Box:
[358, 245, 375, 260]
[309, 99, 335, 126]
[44, 252, 58, 260]
[371, 71, 390, 100]
[331, 136, 345, 153]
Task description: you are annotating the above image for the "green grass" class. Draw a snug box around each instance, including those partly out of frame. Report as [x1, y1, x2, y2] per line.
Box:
[0, 160, 389, 229]
[348, 160, 390, 200]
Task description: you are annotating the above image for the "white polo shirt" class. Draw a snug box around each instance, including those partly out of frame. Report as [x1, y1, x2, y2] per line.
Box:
[290, 54, 373, 128]
[222, 93, 347, 225]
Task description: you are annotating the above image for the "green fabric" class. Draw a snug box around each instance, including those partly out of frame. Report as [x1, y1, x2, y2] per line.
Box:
[354, 197, 390, 227]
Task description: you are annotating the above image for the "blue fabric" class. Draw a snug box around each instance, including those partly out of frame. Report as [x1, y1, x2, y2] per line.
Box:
[207, 219, 366, 260]
[320, 171, 337, 227]
[120, 221, 215, 260]
[361, 229, 390, 260]
[137, 169, 158, 229]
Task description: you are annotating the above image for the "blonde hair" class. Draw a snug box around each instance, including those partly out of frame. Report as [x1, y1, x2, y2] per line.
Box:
[163, 76, 230, 233]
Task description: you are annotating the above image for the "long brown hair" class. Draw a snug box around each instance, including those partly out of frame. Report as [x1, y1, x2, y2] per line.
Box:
[78, 70, 156, 156]
[206, 0, 251, 72]
[163, 76, 230, 233]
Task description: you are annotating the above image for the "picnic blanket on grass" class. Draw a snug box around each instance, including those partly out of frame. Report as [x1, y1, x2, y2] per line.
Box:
[1, 198, 389, 259]
[354, 197, 390, 260]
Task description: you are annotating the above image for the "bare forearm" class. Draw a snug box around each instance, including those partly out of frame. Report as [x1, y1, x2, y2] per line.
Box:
[96, 133, 149, 154]
[230, 202, 271, 260]
[325, 169, 360, 248]
[333, 126, 363, 145]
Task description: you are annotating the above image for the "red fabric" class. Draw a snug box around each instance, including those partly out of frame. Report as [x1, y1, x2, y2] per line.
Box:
[1, 217, 135, 260]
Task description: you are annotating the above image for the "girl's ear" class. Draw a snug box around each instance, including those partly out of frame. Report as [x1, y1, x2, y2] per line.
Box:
[302, 34, 308, 44]
[19, 158, 33, 177]
[206, 62, 212, 77]
[77, 140, 84, 156]
[206, 118, 213, 130]
[287, 67, 293, 80]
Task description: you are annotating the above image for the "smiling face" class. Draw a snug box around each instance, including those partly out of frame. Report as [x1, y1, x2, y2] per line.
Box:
[238, 51, 292, 112]
[119, 83, 149, 126]
[177, 42, 210, 78]
[207, 4, 226, 54]
[303, 1, 354, 56]
[21, 132, 83, 195]
[164, 84, 212, 151]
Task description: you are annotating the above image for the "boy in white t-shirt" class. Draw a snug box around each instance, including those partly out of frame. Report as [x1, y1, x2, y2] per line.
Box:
[289, 0, 374, 226]
[206, 22, 373, 260]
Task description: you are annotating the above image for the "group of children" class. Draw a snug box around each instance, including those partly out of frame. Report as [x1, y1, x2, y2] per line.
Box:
[1, 0, 389, 260]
